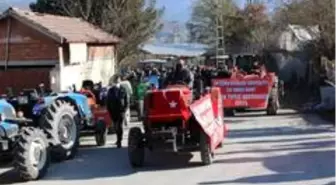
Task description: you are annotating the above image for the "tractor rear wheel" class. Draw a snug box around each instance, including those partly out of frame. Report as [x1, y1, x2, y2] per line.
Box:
[224, 109, 235, 117]
[267, 88, 279, 115]
[13, 127, 50, 181]
[95, 120, 107, 146]
[40, 100, 80, 161]
[128, 127, 145, 167]
[200, 131, 213, 165]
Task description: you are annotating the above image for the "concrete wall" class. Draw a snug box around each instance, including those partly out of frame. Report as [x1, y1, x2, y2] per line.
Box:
[57, 43, 116, 91]
[87, 45, 115, 85]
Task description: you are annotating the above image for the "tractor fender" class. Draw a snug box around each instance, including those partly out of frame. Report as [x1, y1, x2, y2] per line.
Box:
[0, 99, 16, 118]
[36, 93, 92, 120]
[0, 100, 19, 139]
[55, 93, 93, 119]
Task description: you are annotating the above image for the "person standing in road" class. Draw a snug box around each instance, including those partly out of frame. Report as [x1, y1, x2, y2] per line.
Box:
[148, 68, 160, 89]
[193, 66, 204, 99]
[106, 74, 129, 148]
[136, 77, 150, 121]
[120, 75, 133, 127]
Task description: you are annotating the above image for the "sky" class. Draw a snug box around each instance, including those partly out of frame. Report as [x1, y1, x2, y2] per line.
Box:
[2, 0, 248, 22]
[156, 0, 246, 22]
[156, 0, 195, 22]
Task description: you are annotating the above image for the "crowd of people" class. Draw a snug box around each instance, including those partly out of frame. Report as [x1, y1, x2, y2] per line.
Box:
[119, 59, 265, 93]
[103, 58, 266, 148]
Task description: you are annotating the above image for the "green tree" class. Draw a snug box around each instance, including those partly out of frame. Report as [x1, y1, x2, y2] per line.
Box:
[30, 0, 164, 65]
[240, 3, 271, 47]
[30, 0, 65, 16]
[188, 0, 271, 50]
[187, 0, 240, 46]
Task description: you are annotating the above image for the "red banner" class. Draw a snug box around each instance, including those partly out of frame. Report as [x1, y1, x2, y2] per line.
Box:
[212, 79, 270, 109]
[190, 95, 225, 150]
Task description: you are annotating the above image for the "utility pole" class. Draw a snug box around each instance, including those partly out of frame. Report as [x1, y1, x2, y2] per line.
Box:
[215, 0, 225, 66]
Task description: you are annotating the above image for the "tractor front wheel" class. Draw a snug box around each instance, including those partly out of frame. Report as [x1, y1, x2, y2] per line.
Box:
[200, 131, 213, 165]
[40, 100, 80, 161]
[128, 127, 145, 168]
[13, 127, 50, 181]
[267, 89, 279, 115]
[95, 120, 107, 146]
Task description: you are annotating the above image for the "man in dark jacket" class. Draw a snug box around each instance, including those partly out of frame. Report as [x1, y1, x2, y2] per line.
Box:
[193, 66, 204, 99]
[106, 74, 129, 148]
[217, 62, 231, 78]
[168, 59, 193, 87]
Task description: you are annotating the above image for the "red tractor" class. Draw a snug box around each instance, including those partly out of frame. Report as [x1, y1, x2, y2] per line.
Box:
[127, 84, 228, 167]
[211, 55, 283, 116]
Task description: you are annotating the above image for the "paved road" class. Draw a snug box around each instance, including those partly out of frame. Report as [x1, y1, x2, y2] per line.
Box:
[0, 109, 334, 185]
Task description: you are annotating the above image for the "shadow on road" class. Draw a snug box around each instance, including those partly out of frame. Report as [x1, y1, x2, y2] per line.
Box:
[226, 135, 334, 145]
[228, 126, 334, 139]
[225, 114, 301, 124]
[227, 110, 300, 118]
[324, 182, 336, 185]
[138, 151, 203, 171]
[0, 146, 135, 184]
[0, 145, 203, 184]
[45, 147, 135, 180]
[199, 150, 335, 184]
[218, 139, 334, 156]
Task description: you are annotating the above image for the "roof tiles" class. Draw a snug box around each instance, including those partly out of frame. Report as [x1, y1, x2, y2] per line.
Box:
[2, 7, 120, 44]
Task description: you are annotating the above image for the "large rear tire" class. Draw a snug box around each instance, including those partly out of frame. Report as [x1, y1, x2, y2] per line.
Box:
[267, 88, 279, 115]
[200, 131, 213, 165]
[13, 127, 50, 181]
[40, 100, 80, 161]
[224, 109, 235, 117]
[128, 127, 144, 168]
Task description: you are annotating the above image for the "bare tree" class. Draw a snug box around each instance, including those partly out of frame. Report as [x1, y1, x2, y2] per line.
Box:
[188, 0, 273, 52]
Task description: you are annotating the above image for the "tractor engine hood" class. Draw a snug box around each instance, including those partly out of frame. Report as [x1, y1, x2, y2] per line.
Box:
[0, 99, 19, 138]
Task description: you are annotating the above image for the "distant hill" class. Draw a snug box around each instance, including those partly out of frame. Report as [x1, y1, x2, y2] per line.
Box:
[152, 20, 189, 44]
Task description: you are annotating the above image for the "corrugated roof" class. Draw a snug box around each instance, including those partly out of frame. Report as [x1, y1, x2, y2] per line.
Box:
[141, 43, 208, 57]
[0, 7, 120, 44]
[289, 24, 319, 42]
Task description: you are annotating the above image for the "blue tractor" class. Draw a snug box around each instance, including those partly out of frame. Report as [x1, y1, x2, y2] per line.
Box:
[0, 99, 50, 181]
[32, 92, 90, 161]
[0, 88, 95, 181]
